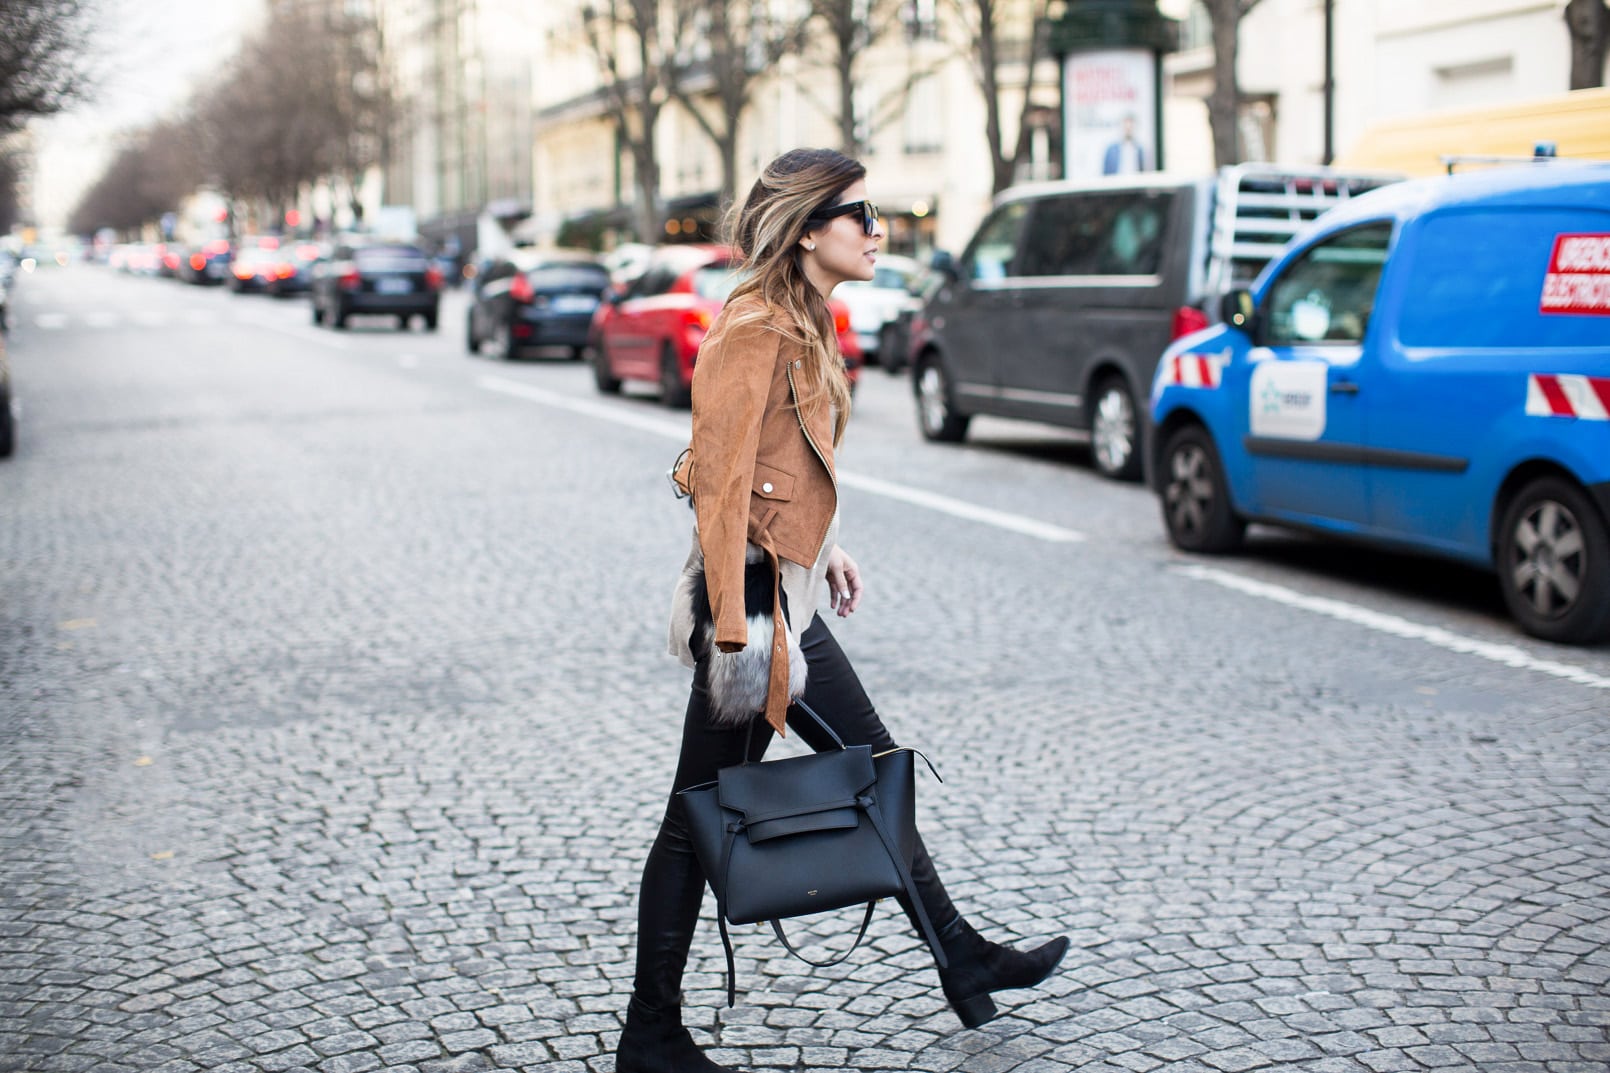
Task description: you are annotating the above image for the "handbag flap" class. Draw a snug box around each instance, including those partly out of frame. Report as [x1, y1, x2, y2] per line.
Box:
[717, 746, 876, 829]
[745, 807, 859, 843]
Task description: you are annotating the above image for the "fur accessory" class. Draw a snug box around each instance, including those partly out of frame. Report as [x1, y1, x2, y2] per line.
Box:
[681, 543, 808, 726]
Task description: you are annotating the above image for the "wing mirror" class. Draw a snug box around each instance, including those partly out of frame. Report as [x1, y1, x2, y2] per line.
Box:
[929, 249, 957, 279]
[1221, 289, 1256, 332]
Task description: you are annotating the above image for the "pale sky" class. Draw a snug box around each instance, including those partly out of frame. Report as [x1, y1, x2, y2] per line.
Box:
[31, 0, 266, 229]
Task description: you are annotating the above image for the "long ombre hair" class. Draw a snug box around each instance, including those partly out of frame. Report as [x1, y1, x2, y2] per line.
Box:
[722, 148, 861, 447]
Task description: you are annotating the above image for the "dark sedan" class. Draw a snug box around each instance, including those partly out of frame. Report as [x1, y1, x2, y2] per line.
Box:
[311, 242, 442, 331]
[465, 251, 608, 360]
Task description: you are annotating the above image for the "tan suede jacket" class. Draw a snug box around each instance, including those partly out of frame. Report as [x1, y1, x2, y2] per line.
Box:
[685, 294, 839, 730]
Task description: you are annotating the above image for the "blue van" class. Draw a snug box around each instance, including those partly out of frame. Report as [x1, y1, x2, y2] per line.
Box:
[1147, 164, 1610, 644]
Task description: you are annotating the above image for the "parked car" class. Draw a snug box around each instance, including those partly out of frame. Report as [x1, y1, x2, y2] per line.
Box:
[0, 334, 14, 458]
[265, 242, 324, 297]
[228, 240, 284, 293]
[310, 242, 443, 331]
[589, 244, 862, 407]
[907, 164, 1398, 480]
[180, 239, 234, 285]
[466, 250, 609, 359]
[1148, 162, 1610, 644]
[834, 253, 924, 365]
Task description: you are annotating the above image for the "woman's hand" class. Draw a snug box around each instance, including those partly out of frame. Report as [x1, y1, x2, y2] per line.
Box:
[826, 545, 863, 617]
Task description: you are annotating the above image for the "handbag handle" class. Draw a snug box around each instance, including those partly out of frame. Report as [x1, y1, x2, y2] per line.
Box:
[742, 696, 846, 759]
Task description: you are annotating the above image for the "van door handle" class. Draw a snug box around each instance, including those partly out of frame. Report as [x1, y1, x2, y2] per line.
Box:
[1330, 381, 1360, 395]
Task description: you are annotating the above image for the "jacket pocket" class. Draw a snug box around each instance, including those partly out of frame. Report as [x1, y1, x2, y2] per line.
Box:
[752, 463, 795, 501]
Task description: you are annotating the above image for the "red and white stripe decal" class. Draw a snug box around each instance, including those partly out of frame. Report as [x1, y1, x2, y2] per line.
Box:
[1163, 352, 1223, 389]
[1526, 374, 1610, 420]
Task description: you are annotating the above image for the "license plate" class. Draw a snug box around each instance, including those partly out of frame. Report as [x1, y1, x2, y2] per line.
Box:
[550, 294, 597, 314]
[375, 278, 412, 294]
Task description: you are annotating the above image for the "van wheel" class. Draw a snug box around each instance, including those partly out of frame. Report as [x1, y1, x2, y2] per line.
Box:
[1497, 477, 1610, 644]
[1091, 376, 1143, 482]
[660, 344, 692, 408]
[312, 303, 325, 326]
[1160, 424, 1244, 553]
[915, 356, 969, 442]
[591, 342, 622, 395]
[465, 314, 481, 354]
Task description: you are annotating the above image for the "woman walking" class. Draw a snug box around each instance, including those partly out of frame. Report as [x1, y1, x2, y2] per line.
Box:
[618, 148, 1068, 1073]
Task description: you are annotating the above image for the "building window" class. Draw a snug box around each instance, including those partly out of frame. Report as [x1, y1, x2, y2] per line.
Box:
[903, 73, 942, 154]
[903, 0, 938, 41]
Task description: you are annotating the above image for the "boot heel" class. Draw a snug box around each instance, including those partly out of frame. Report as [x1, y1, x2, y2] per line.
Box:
[951, 992, 998, 1028]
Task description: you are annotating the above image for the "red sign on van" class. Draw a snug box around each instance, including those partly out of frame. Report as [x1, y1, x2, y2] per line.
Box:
[1541, 233, 1610, 315]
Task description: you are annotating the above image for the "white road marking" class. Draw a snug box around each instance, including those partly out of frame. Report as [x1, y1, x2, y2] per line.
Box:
[838, 471, 1084, 542]
[478, 374, 1085, 543]
[397, 354, 420, 368]
[1175, 563, 1610, 690]
[34, 313, 69, 330]
[85, 312, 120, 328]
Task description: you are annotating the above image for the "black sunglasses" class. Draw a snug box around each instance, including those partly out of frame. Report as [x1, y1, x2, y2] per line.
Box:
[806, 199, 880, 237]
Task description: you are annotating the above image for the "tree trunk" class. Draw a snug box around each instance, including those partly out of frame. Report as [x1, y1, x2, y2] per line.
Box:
[1206, 3, 1242, 167]
[1566, 0, 1610, 90]
[838, 38, 857, 154]
[973, 0, 1013, 194]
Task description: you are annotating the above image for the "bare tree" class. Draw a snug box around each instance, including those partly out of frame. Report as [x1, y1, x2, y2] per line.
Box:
[1566, 0, 1609, 90]
[580, 0, 675, 243]
[805, 0, 912, 155]
[0, 148, 20, 234]
[0, 0, 97, 134]
[949, 0, 1058, 195]
[67, 119, 201, 235]
[1201, 0, 1265, 166]
[667, 0, 813, 210]
[193, 3, 394, 228]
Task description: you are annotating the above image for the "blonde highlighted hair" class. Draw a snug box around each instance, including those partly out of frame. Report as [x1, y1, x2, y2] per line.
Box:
[722, 148, 861, 447]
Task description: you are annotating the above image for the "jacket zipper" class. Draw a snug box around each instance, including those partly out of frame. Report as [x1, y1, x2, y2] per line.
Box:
[785, 360, 837, 564]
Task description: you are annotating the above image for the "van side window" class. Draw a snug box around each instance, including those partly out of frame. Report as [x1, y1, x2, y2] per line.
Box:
[1263, 222, 1392, 346]
[963, 202, 1028, 281]
[1017, 191, 1170, 278]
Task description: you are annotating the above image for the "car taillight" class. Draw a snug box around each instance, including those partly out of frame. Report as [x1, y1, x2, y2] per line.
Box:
[1171, 305, 1210, 340]
[235, 266, 252, 279]
[834, 308, 851, 334]
[205, 240, 230, 256]
[340, 268, 361, 290]
[190, 253, 205, 271]
[276, 263, 294, 279]
[509, 274, 533, 303]
[425, 266, 444, 291]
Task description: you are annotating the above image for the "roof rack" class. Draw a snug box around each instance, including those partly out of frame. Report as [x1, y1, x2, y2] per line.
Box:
[1440, 142, 1571, 174]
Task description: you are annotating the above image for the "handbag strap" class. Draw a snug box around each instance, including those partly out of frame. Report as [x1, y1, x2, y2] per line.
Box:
[769, 903, 876, 966]
[742, 695, 846, 758]
[711, 787, 948, 1008]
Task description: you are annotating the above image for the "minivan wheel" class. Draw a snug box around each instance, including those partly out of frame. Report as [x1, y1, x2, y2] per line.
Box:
[465, 314, 481, 354]
[1160, 424, 1244, 553]
[660, 344, 692, 408]
[1497, 477, 1610, 644]
[915, 357, 969, 442]
[1091, 376, 1143, 482]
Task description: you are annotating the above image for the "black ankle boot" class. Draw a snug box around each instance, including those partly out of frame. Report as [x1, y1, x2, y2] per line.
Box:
[615, 997, 736, 1073]
[936, 918, 1070, 1028]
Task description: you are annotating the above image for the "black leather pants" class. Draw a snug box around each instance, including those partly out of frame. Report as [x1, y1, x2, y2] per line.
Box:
[628, 613, 961, 1014]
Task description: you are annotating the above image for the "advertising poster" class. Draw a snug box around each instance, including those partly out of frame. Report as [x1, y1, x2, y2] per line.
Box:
[1063, 48, 1158, 181]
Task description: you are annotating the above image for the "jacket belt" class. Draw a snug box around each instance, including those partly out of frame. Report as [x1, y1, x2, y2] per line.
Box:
[759, 535, 791, 736]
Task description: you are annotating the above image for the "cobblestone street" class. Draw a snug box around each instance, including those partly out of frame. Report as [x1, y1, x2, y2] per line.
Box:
[3, 267, 1609, 1072]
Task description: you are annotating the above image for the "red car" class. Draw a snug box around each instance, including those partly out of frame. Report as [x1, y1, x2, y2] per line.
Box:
[589, 244, 861, 407]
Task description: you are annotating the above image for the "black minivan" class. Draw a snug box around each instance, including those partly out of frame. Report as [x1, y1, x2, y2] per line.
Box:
[906, 165, 1394, 479]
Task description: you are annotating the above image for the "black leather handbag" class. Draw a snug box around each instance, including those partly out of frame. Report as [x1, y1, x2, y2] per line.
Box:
[678, 699, 948, 1005]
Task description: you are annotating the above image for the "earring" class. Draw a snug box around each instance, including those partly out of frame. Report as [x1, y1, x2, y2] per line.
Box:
[805, 243, 816, 252]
